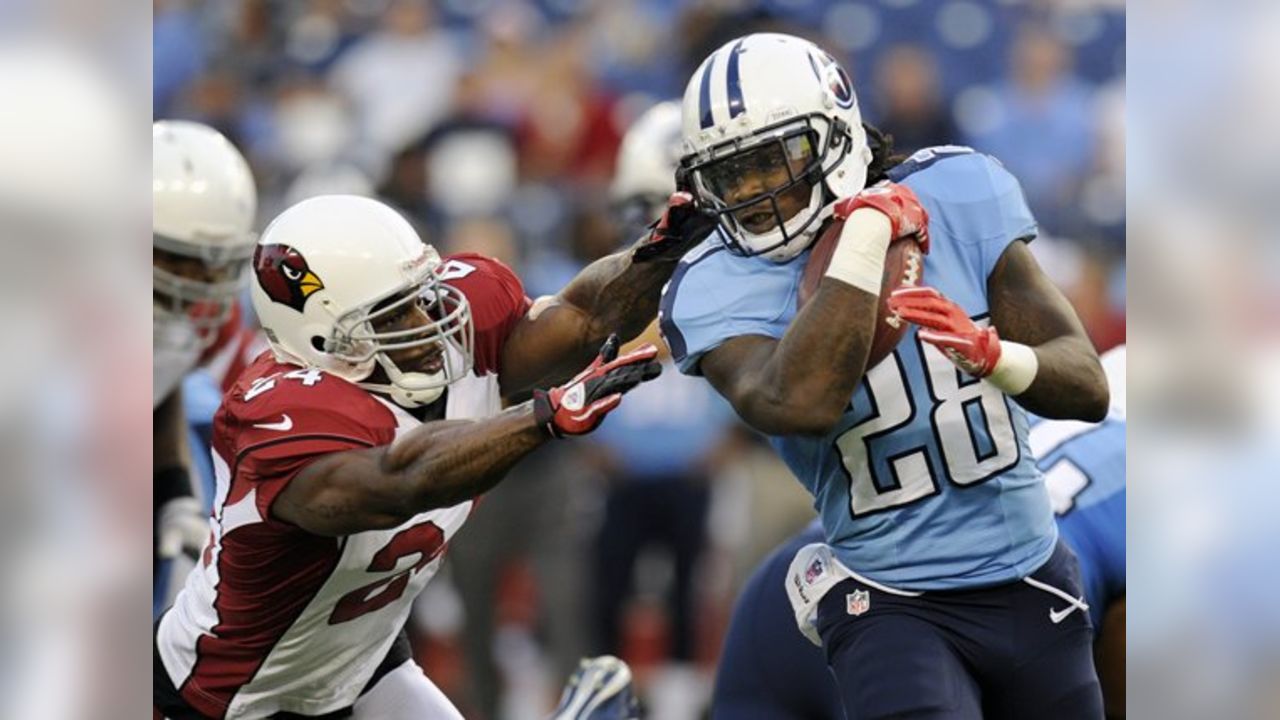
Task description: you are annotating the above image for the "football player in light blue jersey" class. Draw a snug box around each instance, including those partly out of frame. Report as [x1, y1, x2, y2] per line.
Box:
[1031, 344, 1126, 717]
[710, 348, 1126, 719]
[662, 33, 1109, 719]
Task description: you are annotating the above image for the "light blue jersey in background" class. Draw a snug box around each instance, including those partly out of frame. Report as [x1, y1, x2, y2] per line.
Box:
[660, 147, 1057, 590]
[1031, 413, 1127, 627]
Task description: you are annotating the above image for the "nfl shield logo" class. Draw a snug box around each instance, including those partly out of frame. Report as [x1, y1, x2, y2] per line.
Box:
[804, 557, 824, 585]
[846, 589, 870, 616]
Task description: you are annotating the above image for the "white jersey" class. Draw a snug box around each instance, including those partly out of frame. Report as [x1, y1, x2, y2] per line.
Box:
[157, 253, 531, 719]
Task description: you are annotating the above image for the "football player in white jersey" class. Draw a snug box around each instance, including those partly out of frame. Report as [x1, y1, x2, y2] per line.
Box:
[153, 121, 261, 593]
[153, 192, 716, 719]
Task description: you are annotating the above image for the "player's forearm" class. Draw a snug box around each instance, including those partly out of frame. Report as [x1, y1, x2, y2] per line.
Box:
[1009, 336, 1109, 421]
[280, 408, 551, 536]
[387, 402, 548, 511]
[752, 280, 879, 435]
[559, 249, 677, 352]
[986, 240, 1109, 422]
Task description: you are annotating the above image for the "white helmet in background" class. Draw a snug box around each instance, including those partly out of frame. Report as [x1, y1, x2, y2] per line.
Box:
[679, 33, 872, 262]
[250, 195, 474, 408]
[153, 120, 258, 336]
[611, 100, 683, 229]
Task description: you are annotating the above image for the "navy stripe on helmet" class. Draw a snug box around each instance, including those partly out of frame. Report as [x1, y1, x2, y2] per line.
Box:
[697, 53, 716, 129]
[726, 40, 746, 119]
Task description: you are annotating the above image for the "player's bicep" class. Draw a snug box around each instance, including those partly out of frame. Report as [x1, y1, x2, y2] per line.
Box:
[273, 446, 411, 536]
[498, 296, 599, 398]
[987, 239, 1090, 346]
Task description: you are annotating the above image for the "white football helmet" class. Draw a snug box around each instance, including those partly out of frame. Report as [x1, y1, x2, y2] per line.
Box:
[153, 120, 258, 337]
[679, 33, 872, 262]
[611, 100, 683, 229]
[250, 195, 474, 408]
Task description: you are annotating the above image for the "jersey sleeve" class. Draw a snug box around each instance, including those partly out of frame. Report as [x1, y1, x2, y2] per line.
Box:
[235, 435, 377, 520]
[659, 241, 798, 376]
[215, 366, 399, 523]
[895, 150, 1038, 283]
[975, 154, 1038, 280]
[439, 253, 533, 376]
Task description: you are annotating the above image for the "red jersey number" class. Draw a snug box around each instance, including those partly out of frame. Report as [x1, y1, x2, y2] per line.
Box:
[328, 521, 447, 624]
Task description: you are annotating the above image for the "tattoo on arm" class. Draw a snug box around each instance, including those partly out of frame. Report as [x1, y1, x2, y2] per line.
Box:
[385, 407, 546, 509]
[276, 405, 549, 536]
[989, 240, 1108, 421]
[500, 249, 680, 396]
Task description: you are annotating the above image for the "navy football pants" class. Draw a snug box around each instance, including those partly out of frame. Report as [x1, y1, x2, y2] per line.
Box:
[816, 541, 1104, 719]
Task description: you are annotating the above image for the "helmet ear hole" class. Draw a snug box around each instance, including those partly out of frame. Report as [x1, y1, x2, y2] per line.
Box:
[311, 336, 327, 353]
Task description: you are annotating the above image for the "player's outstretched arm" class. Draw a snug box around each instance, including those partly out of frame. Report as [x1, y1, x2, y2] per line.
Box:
[497, 193, 717, 397]
[701, 186, 929, 437]
[273, 340, 661, 536]
[987, 240, 1109, 421]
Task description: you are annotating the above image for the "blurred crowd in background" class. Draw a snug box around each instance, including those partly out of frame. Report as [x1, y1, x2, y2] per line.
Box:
[154, 0, 1125, 716]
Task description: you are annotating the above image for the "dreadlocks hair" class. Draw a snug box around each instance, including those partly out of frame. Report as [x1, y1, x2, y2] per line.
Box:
[863, 122, 907, 185]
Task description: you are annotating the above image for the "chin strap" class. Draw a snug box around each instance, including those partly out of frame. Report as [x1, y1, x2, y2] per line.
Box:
[358, 354, 448, 408]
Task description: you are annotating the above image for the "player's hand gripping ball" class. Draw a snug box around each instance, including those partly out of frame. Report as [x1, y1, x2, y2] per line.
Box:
[798, 183, 929, 369]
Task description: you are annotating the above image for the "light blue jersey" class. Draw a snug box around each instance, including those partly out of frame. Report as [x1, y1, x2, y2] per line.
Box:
[1031, 414, 1126, 627]
[660, 147, 1056, 590]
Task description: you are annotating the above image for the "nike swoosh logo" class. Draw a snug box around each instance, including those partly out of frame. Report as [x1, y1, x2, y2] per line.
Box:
[1049, 605, 1077, 624]
[253, 414, 293, 431]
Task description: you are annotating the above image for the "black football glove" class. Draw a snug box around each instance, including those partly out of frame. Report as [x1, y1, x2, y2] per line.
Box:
[533, 334, 662, 437]
[631, 191, 720, 262]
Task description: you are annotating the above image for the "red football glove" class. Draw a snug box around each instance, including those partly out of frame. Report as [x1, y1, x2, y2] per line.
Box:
[887, 286, 1001, 377]
[832, 181, 931, 254]
[533, 335, 662, 437]
[631, 192, 720, 262]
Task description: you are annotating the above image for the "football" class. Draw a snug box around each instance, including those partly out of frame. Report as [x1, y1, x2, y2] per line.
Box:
[797, 218, 925, 369]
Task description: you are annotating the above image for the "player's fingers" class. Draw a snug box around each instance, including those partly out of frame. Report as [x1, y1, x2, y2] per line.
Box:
[888, 285, 941, 302]
[918, 329, 973, 348]
[886, 298, 934, 319]
[620, 342, 660, 363]
[585, 394, 622, 419]
[603, 342, 660, 371]
[598, 333, 620, 363]
[567, 394, 622, 426]
[892, 306, 953, 328]
[639, 360, 662, 382]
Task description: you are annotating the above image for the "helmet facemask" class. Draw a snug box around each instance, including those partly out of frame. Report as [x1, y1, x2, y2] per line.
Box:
[683, 114, 852, 262]
[326, 268, 475, 409]
[153, 231, 255, 347]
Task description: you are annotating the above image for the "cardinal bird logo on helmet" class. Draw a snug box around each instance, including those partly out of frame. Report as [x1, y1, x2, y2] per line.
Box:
[254, 243, 324, 312]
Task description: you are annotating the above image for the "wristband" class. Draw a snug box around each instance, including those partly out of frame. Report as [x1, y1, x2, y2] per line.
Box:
[824, 209, 891, 295]
[987, 341, 1038, 395]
